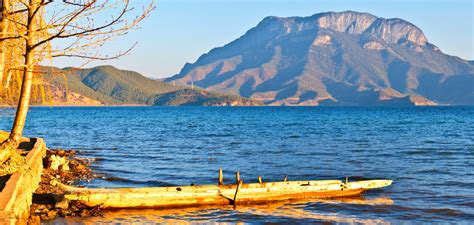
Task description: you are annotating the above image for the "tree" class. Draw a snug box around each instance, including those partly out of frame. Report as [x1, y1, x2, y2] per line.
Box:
[0, 0, 155, 166]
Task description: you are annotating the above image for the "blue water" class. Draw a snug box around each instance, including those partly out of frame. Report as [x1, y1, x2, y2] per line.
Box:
[1, 106, 473, 223]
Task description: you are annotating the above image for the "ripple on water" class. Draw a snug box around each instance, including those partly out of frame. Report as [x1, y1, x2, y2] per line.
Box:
[2, 106, 473, 223]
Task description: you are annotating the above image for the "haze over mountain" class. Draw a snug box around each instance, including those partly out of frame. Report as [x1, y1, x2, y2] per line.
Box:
[165, 11, 474, 106]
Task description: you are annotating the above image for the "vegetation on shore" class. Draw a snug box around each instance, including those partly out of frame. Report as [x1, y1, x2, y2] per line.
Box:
[1, 65, 261, 106]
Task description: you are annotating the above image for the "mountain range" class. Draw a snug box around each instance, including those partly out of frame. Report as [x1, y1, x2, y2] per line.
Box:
[1, 11, 472, 107]
[165, 11, 474, 106]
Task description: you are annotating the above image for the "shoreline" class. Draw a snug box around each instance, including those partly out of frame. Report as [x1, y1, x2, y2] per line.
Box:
[0, 104, 465, 108]
[29, 148, 97, 222]
[0, 104, 147, 107]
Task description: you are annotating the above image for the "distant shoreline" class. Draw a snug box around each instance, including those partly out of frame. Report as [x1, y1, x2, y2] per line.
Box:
[1, 104, 467, 108]
[0, 104, 147, 107]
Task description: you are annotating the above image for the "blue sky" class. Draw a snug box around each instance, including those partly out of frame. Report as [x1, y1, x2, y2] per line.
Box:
[54, 0, 474, 78]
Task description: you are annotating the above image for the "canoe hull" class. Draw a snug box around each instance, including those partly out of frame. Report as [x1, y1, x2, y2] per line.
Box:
[60, 179, 392, 209]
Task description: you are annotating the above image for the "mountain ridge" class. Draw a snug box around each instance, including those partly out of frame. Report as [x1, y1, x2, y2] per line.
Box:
[165, 11, 474, 106]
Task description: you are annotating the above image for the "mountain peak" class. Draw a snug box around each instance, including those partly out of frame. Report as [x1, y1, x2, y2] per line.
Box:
[367, 17, 428, 46]
[260, 11, 428, 46]
[312, 11, 378, 34]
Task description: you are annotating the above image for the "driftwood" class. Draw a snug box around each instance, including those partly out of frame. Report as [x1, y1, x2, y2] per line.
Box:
[51, 175, 392, 209]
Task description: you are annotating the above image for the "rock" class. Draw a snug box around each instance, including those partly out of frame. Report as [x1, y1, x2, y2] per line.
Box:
[59, 162, 70, 171]
[75, 164, 86, 171]
[49, 155, 68, 170]
[363, 41, 385, 50]
[33, 204, 48, 214]
[70, 205, 79, 212]
[59, 171, 69, 177]
[57, 150, 67, 156]
[79, 210, 90, 217]
[57, 209, 70, 217]
[47, 210, 57, 219]
[28, 215, 41, 224]
[40, 210, 57, 220]
[55, 199, 69, 210]
[313, 35, 332, 46]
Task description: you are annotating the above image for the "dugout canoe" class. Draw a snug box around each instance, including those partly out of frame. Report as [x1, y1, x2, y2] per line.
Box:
[52, 178, 392, 209]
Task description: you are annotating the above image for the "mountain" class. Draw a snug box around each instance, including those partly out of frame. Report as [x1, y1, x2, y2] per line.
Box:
[165, 11, 474, 106]
[0, 66, 260, 106]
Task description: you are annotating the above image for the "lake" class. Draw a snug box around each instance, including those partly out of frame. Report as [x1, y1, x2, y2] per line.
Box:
[1, 106, 473, 223]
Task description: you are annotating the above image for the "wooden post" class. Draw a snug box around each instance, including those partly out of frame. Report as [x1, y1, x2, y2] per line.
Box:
[345, 177, 349, 184]
[218, 168, 223, 185]
[258, 176, 262, 184]
[235, 171, 240, 184]
[233, 180, 243, 206]
[284, 175, 288, 182]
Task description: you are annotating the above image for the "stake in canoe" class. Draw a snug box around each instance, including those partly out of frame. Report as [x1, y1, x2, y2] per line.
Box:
[52, 170, 392, 209]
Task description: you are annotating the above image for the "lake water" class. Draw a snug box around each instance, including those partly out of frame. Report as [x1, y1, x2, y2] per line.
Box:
[1, 106, 473, 223]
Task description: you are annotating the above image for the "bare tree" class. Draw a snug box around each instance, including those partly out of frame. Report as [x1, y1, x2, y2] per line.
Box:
[0, 0, 155, 165]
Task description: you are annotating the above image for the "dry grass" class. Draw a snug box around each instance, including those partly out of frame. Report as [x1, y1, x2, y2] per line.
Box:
[0, 151, 27, 176]
[0, 130, 30, 176]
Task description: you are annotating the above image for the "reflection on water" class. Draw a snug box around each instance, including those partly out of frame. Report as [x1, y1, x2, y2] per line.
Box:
[46, 197, 393, 224]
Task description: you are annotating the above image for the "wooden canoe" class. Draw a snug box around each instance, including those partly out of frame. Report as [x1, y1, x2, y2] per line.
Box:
[53, 179, 392, 209]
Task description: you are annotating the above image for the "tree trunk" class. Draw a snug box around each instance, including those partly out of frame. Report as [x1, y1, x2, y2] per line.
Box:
[9, 50, 34, 141]
[0, 54, 33, 164]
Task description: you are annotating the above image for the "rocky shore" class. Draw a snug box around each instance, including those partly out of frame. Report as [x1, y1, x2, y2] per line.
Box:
[28, 149, 99, 222]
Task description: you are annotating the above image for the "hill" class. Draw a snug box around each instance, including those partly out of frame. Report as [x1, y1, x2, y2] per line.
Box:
[0, 66, 260, 106]
[165, 11, 474, 106]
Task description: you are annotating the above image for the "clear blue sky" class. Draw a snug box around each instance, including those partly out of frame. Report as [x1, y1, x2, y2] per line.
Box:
[54, 0, 474, 78]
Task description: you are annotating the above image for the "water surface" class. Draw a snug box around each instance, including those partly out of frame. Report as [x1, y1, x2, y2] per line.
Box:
[1, 106, 473, 223]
